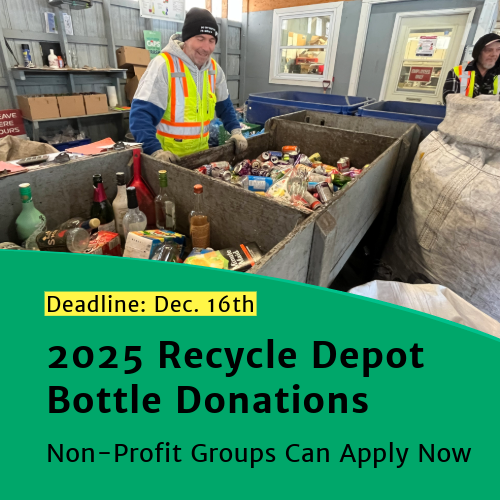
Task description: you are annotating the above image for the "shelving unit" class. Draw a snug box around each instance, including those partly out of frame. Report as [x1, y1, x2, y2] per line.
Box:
[23, 110, 130, 141]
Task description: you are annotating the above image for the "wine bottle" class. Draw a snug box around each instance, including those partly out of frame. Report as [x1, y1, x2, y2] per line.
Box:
[128, 149, 155, 228]
[112, 172, 128, 243]
[189, 184, 210, 249]
[90, 174, 116, 232]
[123, 187, 147, 240]
[155, 170, 176, 231]
[15, 183, 47, 242]
[27, 228, 90, 253]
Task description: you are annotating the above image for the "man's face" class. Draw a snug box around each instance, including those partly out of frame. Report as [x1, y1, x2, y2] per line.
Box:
[183, 34, 217, 67]
[478, 41, 500, 69]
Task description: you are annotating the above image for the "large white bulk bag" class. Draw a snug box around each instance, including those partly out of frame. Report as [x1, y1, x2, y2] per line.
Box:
[382, 94, 500, 321]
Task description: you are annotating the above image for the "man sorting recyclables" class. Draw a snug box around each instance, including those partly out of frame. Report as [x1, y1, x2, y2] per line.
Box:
[130, 7, 248, 162]
[443, 33, 500, 101]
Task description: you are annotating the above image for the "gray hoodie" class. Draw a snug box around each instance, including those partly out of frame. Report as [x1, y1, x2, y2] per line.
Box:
[134, 34, 229, 112]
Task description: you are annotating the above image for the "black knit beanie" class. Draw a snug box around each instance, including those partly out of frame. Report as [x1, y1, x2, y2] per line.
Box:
[472, 33, 500, 60]
[182, 8, 219, 43]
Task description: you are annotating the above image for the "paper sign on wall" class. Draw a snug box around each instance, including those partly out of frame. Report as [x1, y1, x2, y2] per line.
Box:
[63, 13, 74, 36]
[437, 36, 451, 50]
[144, 30, 162, 59]
[44, 12, 58, 34]
[416, 36, 437, 57]
[139, 0, 185, 22]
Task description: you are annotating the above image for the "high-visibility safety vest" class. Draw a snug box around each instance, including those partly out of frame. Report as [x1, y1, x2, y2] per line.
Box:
[454, 64, 499, 97]
[156, 52, 218, 157]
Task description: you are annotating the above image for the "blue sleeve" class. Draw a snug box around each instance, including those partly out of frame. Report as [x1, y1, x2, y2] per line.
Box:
[130, 98, 165, 155]
[215, 95, 241, 133]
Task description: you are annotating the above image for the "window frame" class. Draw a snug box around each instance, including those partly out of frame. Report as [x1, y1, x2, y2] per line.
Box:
[269, 2, 344, 88]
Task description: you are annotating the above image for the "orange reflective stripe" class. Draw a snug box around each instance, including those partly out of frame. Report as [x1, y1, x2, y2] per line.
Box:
[457, 65, 463, 76]
[163, 52, 175, 73]
[211, 59, 216, 92]
[161, 119, 211, 127]
[178, 60, 189, 97]
[157, 130, 209, 139]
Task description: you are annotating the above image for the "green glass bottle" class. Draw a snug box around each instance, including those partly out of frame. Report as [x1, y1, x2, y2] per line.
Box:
[16, 183, 47, 242]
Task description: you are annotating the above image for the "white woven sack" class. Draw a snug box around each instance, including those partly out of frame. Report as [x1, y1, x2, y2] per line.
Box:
[383, 94, 500, 321]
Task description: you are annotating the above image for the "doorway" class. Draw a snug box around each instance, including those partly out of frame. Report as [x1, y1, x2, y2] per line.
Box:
[381, 10, 474, 105]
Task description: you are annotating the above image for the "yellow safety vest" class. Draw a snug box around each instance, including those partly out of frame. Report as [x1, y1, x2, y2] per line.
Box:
[454, 64, 499, 98]
[157, 53, 218, 157]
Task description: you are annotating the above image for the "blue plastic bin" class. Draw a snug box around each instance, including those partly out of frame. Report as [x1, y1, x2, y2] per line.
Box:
[358, 101, 446, 137]
[246, 91, 374, 125]
[53, 138, 91, 152]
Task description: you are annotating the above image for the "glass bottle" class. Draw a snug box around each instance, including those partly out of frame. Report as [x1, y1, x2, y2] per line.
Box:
[90, 174, 116, 232]
[112, 172, 128, 243]
[123, 187, 147, 240]
[127, 149, 156, 228]
[15, 183, 47, 242]
[155, 170, 176, 231]
[26, 228, 90, 253]
[58, 217, 100, 233]
[189, 184, 210, 249]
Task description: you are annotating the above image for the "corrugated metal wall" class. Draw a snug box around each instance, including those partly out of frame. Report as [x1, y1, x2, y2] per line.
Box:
[0, 0, 243, 139]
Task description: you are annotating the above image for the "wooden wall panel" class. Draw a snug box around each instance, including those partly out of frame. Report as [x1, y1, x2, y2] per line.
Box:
[244, 0, 350, 12]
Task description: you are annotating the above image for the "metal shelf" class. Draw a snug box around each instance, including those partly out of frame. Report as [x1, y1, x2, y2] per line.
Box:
[11, 67, 128, 81]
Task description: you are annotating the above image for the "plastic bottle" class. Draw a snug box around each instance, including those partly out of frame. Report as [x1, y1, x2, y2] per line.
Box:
[57, 56, 64, 68]
[127, 149, 156, 228]
[48, 49, 59, 69]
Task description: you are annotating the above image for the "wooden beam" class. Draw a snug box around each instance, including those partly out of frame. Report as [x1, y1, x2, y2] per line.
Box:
[222, 0, 228, 18]
[205, 0, 212, 12]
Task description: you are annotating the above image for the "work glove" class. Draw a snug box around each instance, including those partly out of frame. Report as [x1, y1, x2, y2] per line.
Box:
[228, 129, 248, 154]
[152, 149, 181, 164]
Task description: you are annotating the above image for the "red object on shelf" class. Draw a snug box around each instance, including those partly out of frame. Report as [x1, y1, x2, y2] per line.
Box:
[127, 149, 156, 228]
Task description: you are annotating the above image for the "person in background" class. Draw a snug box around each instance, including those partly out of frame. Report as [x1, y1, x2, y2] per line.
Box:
[443, 33, 500, 102]
[129, 8, 247, 163]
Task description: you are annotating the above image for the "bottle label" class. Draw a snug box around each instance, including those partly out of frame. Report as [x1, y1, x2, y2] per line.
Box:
[36, 230, 70, 252]
[99, 220, 116, 232]
[115, 208, 128, 236]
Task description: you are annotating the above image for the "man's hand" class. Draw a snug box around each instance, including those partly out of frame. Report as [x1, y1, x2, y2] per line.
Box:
[152, 149, 181, 164]
[228, 129, 248, 154]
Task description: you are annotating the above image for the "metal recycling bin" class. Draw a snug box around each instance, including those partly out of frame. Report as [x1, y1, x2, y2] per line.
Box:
[174, 119, 405, 287]
[246, 91, 374, 126]
[0, 150, 312, 283]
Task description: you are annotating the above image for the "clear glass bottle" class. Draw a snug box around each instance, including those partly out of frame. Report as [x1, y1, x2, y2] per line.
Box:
[112, 172, 128, 243]
[189, 184, 210, 249]
[15, 183, 47, 242]
[90, 174, 115, 232]
[155, 170, 176, 231]
[58, 217, 100, 233]
[123, 187, 147, 240]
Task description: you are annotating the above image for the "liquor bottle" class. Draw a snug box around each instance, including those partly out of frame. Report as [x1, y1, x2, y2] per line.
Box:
[189, 184, 210, 248]
[123, 187, 147, 240]
[128, 149, 155, 228]
[15, 183, 47, 242]
[90, 174, 116, 232]
[155, 170, 176, 231]
[112, 172, 128, 243]
[58, 217, 100, 233]
[26, 228, 90, 253]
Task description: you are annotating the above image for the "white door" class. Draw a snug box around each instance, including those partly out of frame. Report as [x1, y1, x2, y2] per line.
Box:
[383, 13, 471, 104]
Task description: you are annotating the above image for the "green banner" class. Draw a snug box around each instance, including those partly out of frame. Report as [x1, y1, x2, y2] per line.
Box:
[144, 30, 162, 59]
[1, 251, 499, 498]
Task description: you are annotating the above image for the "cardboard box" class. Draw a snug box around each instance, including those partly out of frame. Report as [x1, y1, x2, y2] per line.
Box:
[126, 65, 148, 79]
[125, 77, 140, 102]
[82, 93, 109, 115]
[57, 95, 86, 118]
[84, 231, 122, 256]
[116, 46, 151, 69]
[297, 34, 307, 46]
[17, 95, 60, 120]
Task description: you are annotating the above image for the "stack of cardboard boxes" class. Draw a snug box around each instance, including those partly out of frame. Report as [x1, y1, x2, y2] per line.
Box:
[116, 46, 151, 103]
[17, 93, 109, 120]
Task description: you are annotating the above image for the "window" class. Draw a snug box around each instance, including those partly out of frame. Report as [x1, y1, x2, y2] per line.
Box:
[269, 3, 343, 87]
[185, 0, 206, 11]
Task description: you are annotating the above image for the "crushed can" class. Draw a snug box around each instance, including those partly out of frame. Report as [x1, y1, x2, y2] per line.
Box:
[316, 181, 334, 204]
[257, 151, 271, 163]
[282, 145, 300, 154]
[337, 157, 351, 173]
